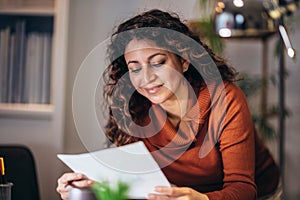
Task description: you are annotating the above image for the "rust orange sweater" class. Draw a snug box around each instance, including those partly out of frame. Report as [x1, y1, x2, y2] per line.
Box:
[136, 82, 279, 200]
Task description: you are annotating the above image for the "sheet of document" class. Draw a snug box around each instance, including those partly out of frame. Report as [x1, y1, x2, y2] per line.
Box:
[57, 141, 170, 199]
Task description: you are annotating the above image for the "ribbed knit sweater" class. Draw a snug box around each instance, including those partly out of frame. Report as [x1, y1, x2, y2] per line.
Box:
[137, 81, 279, 200]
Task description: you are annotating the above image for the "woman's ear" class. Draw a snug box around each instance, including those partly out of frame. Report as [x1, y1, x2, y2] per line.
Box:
[182, 59, 190, 72]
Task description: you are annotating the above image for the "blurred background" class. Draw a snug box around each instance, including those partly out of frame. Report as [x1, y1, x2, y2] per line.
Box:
[1, 0, 299, 199]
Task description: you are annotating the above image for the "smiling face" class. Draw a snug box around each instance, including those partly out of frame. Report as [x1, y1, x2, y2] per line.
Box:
[124, 39, 189, 106]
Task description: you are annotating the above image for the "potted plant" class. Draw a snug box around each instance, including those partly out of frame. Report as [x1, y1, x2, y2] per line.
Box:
[91, 181, 129, 200]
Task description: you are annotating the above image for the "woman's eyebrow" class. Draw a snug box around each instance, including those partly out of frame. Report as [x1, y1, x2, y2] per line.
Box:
[148, 52, 166, 60]
[127, 52, 166, 65]
[127, 60, 139, 65]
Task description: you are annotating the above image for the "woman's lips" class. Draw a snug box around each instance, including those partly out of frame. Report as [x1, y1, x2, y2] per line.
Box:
[145, 84, 163, 94]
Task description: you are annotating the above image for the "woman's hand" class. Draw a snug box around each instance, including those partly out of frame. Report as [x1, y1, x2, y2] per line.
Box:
[147, 186, 209, 200]
[56, 172, 94, 200]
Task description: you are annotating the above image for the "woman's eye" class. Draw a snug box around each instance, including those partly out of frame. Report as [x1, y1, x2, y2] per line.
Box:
[151, 60, 165, 68]
[130, 67, 141, 73]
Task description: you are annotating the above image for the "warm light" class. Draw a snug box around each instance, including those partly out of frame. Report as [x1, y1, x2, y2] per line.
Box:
[269, 10, 281, 19]
[219, 28, 232, 37]
[215, 7, 223, 13]
[287, 4, 298, 12]
[217, 2, 225, 9]
[215, 2, 225, 13]
[233, 0, 244, 8]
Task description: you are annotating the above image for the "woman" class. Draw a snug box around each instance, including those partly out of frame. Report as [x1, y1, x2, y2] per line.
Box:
[57, 9, 279, 200]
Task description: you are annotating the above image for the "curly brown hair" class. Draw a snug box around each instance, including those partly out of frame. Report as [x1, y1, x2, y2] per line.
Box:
[102, 9, 238, 146]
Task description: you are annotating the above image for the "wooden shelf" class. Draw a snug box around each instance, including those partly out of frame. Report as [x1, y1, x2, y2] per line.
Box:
[0, 103, 53, 120]
[0, 0, 62, 120]
[0, 8, 54, 16]
[223, 29, 277, 39]
[0, 1, 69, 199]
[0, 0, 54, 16]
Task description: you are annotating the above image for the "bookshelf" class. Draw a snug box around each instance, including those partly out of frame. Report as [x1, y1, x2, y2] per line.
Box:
[0, 0, 68, 119]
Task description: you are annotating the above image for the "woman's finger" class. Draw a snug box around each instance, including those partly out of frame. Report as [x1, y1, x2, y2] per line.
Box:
[70, 179, 94, 188]
[58, 185, 72, 200]
[57, 172, 91, 200]
[154, 186, 191, 196]
[58, 172, 86, 185]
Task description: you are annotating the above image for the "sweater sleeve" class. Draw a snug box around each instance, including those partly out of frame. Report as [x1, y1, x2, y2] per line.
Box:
[205, 83, 257, 200]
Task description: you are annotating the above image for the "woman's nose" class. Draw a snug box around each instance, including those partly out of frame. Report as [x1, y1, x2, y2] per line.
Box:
[143, 65, 156, 83]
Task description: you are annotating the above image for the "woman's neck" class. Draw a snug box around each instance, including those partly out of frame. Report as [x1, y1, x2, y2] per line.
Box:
[160, 80, 190, 127]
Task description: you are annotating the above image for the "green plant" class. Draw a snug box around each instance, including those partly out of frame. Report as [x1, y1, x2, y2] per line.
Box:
[188, 0, 224, 55]
[189, 16, 225, 55]
[91, 181, 129, 200]
[236, 73, 281, 140]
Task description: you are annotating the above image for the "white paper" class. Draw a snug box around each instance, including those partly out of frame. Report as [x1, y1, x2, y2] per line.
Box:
[57, 141, 170, 199]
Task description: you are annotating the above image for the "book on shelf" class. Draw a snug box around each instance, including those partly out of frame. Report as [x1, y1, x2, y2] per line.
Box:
[0, 27, 10, 103]
[41, 33, 51, 104]
[0, 17, 53, 105]
[11, 19, 26, 103]
[24, 32, 51, 104]
[7, 33, 15, 103]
